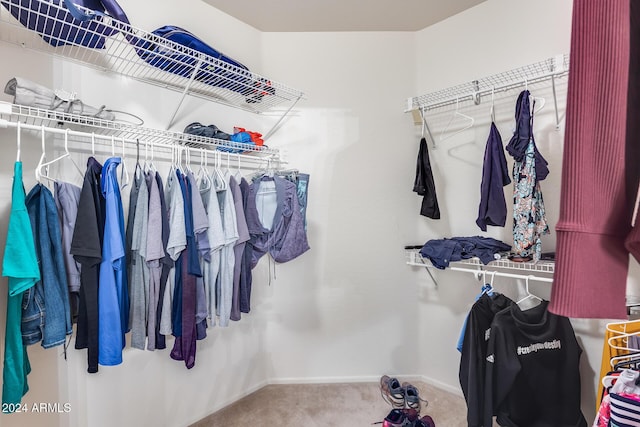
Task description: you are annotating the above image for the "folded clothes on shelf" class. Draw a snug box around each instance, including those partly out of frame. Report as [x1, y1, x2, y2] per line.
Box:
[419, 236, 511, 269]
[4, 77, 116, 121]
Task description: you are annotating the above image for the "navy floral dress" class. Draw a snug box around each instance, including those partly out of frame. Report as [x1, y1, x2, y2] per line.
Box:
[506, 91, 549, 262]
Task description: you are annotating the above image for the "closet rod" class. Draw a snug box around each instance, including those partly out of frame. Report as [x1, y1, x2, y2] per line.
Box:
[446, 266, 553, 283]
[0, 119, 284, 165]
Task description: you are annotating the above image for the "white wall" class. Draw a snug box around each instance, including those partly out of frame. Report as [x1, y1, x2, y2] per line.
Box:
[259, 31, 419, 382]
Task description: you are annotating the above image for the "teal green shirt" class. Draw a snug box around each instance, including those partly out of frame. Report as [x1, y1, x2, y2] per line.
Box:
[2, 161, 40, 410]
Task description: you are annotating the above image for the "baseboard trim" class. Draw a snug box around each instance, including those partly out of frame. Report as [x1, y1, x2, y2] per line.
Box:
[266, 374, 463, 397]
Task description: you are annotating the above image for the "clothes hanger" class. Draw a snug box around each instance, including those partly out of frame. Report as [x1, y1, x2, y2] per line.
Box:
[196, 148, 212, 192]
[440, 97, 475, 142]
[119, 137, 130, 190]
[35, 125, 51, 184]
[605, 319, 640, 335]
[147, 141, 157, 174]
[16, 121, 21, 162]
[607, 329, 640, 352]
[610, 351, 640, 369]
[490, 86, 496, 123]
[134, 138, 143, 181]
[212, 151, 227, 191]
[91, 133, 96, 157]
[36, 129, 83, 182]
[184, 146, 195, 175]
[516, 275, 543, 308]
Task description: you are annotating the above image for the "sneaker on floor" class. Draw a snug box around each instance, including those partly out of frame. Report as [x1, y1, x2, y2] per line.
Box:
[402, 382, 428, 413]
[380, 375, 405, 408]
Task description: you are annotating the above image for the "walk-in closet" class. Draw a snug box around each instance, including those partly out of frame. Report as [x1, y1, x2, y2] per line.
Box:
[0, 1, 637, 426]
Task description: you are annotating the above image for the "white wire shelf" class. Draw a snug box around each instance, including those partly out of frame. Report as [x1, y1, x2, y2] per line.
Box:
[405, 249, 555, 283]
[407, 54, 570, 112]
[0, 0, 304, 116]
[0, 101, 282, 156]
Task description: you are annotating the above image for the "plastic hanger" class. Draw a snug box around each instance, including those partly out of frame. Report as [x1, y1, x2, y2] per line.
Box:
[610, 352, 640, 369]
[440, 97, 475, 142]
[119, 137, 130, 190]
[36, 129, 83, 183]
[91, 133, 96, 156]
[516, 276, 543, 308]
[490, 87, 496, 123]
[212, 151, 227, 191]
[35, 125, 50, 183]
[16, 121, 21, 162]
[196, 148, 212, 192]
[134, 139, 143, 181]
[184, 147, 195, 175]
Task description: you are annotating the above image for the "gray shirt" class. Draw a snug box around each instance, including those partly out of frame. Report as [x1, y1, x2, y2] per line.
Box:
[54, 181, 82, 293]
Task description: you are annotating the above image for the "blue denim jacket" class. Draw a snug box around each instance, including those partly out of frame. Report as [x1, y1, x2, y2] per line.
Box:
[23, 184, 72, 348]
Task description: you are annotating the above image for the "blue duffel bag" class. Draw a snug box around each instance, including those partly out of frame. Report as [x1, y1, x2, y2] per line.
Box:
[2, 0, 128, 48]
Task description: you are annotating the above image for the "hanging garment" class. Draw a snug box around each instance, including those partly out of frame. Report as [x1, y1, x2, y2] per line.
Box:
[145, 172, 165, 351]
[23, 183, 72, 348]
[507, 91, 549, 262]
[505, 91, 549, 182]
[54, 181, 81, 323]
[484, 301, 587, 427]
[98, 157, 129, 365]
[216, 171, 239, 327]
[129, 174, 149, 350]
[159, 169, 186, 337]
[186, 172, 208, 340]
[154, 172, 173, 350]
[71, 156, 105, 374]
[2, 161, 40, 409]
[459, 292, 512, 427]
[229, 174, 250, 321]
[170, 171, 199, 369]
[239, 177, 253, 313]
[245, 175, 310, 267]
[476, 123, 510, 231]
[203, 170, 226, 326]
[413, 137, 440, 219]
[550, 0, 640, 319]
[125, 170, 143, 278]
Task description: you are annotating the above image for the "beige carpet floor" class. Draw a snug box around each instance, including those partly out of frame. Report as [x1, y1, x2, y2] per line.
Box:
[190, 381, 468, 426]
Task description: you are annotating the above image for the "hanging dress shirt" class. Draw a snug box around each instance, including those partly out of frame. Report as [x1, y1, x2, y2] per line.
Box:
[98, 157, 129, 365]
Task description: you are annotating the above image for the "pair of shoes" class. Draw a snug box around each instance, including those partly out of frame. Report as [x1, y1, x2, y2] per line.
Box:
[380, 376, 429, 413]
[380, 408, 419, 427]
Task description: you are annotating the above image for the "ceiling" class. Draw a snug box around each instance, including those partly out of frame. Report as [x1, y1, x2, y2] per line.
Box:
[203, 0, 487, 32]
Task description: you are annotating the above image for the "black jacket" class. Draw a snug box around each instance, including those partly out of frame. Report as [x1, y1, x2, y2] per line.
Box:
[413, 137, 440, 219]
